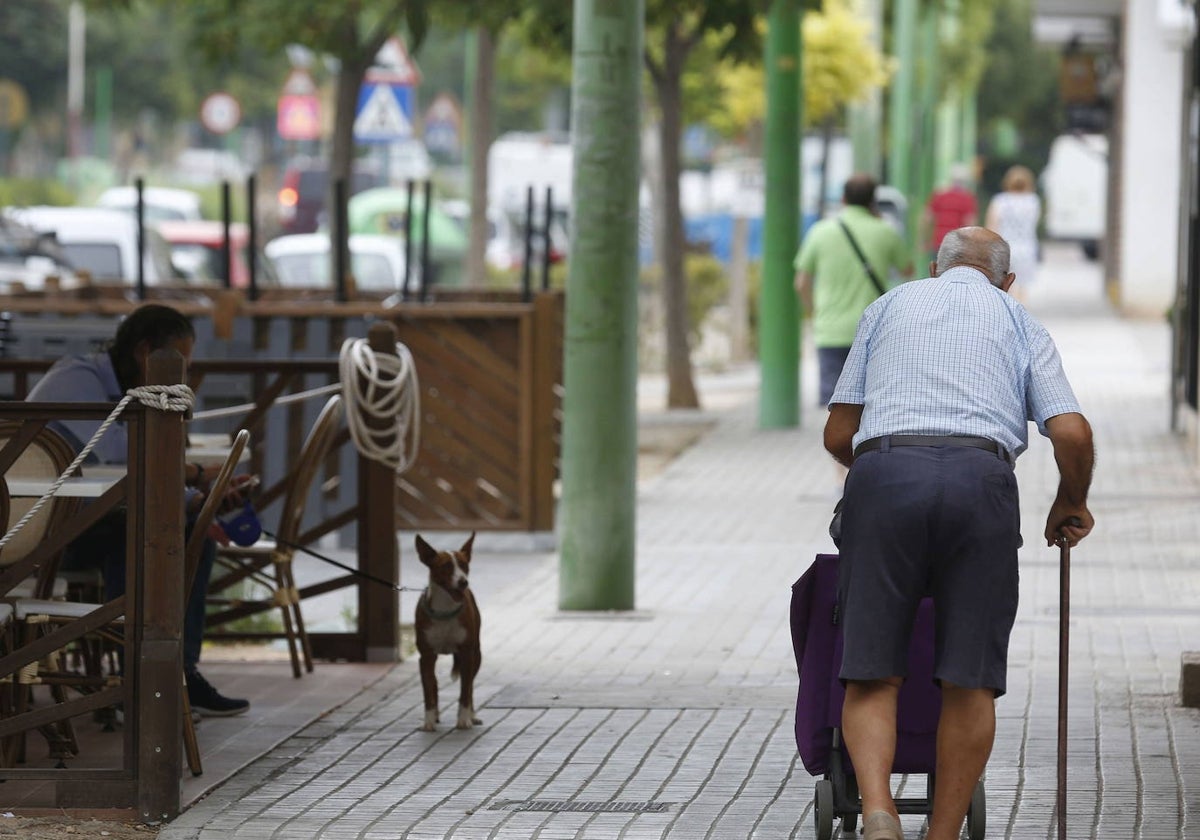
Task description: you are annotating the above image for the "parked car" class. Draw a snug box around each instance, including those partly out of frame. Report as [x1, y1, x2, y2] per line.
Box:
[156, 220, 279, 289]
[277, 157, 386, 235]
[347, 186, 468, 285]
[0, 215, 82, 292]
[264, 233, 411, 293]
[3, 206, 177, 284]
[96, 186, 203, 224]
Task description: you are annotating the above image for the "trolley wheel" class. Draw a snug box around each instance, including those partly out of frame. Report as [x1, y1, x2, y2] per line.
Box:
[966, 779, 986, 840]
[814, 779, 835, 840]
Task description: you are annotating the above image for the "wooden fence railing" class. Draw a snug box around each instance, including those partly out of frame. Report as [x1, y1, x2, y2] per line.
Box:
[0, 350, 188, 815]
[0, 293, 564, 664]
[0, 292, 563, 533]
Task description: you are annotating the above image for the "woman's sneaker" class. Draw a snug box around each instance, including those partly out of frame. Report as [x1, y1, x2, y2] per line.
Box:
[186, 669, 250, 717]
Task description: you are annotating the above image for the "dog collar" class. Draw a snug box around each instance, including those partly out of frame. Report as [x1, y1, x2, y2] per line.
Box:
[419, 588, 464, 620]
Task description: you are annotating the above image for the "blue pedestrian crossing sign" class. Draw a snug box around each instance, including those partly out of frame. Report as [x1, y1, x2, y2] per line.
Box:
[354, 83, 414, 143]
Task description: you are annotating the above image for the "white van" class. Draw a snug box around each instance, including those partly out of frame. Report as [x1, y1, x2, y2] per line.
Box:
[4, 206, 178, 283]
[1042, 133, 1107, 260]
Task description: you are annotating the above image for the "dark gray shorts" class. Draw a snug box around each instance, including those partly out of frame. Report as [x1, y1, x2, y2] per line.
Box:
[837, 443, 1021, 696]
[818, 346, 852, 406]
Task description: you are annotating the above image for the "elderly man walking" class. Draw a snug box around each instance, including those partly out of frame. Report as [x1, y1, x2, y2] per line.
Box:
[823, 227, 1095, 840]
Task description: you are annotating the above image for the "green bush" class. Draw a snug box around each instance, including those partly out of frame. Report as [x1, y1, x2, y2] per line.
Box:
[746, 259, 762, 356]
[641, 253, 730, 342]
[0, 178, 76, 208]
[484, 259, 567, 290]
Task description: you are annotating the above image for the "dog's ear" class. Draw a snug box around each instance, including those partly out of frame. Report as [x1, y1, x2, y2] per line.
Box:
[415, 535, 438, 567]
[460, 531, 476, 560]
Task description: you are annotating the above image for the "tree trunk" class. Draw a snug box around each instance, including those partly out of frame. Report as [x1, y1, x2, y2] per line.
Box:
[654, 26, 700, 409]
[729, 214, 750, 362]
[330, 45, 369, 297]
[466, 28, 495, 286]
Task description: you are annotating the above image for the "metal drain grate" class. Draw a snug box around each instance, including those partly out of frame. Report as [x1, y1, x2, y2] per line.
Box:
[490, 799, 672, 814]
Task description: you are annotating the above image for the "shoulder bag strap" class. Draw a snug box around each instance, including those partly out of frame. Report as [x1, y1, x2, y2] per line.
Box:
[837, 219, 888, 298]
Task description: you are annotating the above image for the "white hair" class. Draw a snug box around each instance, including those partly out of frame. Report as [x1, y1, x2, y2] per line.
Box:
[935, 229, 1010, 287]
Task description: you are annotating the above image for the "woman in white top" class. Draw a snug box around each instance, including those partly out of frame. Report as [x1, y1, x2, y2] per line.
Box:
[985, 165, 1041, 299]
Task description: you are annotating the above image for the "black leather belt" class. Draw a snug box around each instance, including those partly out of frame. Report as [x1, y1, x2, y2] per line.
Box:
[854, 434, 1011, 464]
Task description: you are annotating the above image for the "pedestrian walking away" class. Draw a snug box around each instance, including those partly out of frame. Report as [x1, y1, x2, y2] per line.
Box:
[795, 173, 913, 408]
[985, 165, 1042, 301]
[922, 162, 978, 263]
[822, 226, 1095, 840]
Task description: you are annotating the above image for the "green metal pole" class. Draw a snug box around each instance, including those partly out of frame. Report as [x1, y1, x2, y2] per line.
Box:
[934, 0, 960, 187]
[887, 0, 918, 198]
[961, 86, 978, 180]
[463, 30, 476, 182]
[909, 2, 938, 266]
[758, 0, 801, 429]
[95, 66, 112, 161]
[848, 0, 883, 177]
[558, 0, 642, 611]
[936, 96, 959, 188]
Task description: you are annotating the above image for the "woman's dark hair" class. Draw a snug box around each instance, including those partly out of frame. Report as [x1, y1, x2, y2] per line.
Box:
[107, 304, 194, 392]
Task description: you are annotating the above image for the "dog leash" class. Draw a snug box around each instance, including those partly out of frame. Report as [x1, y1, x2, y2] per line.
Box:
[260, 529, 426, 593]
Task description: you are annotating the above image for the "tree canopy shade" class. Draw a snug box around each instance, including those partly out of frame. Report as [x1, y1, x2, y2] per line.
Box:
[803, 0, 890, 124]
[707, 1, 891, 139]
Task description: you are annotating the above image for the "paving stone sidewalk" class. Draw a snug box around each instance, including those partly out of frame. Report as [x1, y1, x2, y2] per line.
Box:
[162, 245, 1200, 840]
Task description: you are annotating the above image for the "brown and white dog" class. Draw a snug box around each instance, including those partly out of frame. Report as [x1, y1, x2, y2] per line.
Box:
[415, 533, 482, 731]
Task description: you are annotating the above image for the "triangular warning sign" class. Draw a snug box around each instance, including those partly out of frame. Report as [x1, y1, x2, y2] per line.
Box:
[354, 85, 412, 141]
[366, 36, 422, 85]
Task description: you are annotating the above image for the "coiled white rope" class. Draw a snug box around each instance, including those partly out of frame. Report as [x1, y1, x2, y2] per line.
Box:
[339, 337, 420, 474]
[0, 383, 195, 552]
[190, 383, 342, 422]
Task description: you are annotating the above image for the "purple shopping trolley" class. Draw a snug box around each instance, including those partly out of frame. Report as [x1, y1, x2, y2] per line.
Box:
[790, 554, 985, 839]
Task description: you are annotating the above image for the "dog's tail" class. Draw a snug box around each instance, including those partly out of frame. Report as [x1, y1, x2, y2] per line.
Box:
[450, 662, 461, 683]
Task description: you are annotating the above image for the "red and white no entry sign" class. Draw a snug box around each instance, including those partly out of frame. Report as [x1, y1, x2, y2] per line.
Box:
[201, 92, 242, 135]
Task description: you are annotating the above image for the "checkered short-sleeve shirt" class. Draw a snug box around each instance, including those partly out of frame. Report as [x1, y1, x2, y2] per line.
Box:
[830, 266, 1081, 458]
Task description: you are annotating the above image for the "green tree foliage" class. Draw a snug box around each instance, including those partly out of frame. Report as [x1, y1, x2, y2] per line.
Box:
[804, 0, 890, 125]
[705, 2, 891, 138]
[974, 0, 1062, 192]
[938, 0, 996, 98]
[169, 0, 432, 284]
[0, 1, 68, 116]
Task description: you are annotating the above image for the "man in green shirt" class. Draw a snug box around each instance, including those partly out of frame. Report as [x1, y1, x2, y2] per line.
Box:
[795, 174, 913, 405]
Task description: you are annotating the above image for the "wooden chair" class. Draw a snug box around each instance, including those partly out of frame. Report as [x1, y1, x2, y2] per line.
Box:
[206, 396, 343, 678]
[1, 428, 247, 775]
[0, 421, 81, 600]
[0, 421, 84, 764]
[180, 428, 249, 776]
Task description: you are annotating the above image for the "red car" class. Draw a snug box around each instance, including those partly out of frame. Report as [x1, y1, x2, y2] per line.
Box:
[156, 220, 277, 289]
[277, 157, 385, 235]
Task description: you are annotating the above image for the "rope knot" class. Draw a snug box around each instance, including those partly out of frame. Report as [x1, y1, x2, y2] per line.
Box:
[127, 383, 195, 414]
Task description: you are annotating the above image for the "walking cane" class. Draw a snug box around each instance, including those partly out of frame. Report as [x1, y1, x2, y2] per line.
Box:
[1056, 533, 1071, 840]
